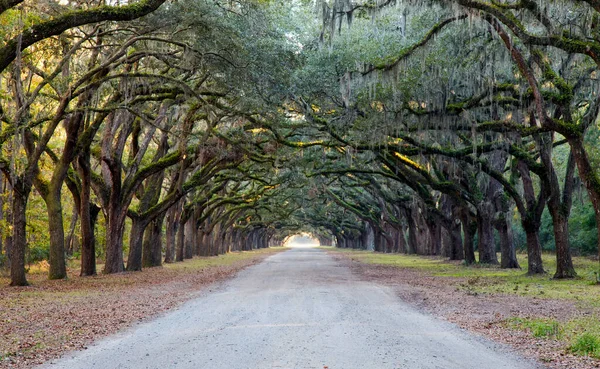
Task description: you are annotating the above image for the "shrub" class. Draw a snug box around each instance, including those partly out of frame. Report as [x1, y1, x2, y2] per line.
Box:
[26, 244, 49, 265]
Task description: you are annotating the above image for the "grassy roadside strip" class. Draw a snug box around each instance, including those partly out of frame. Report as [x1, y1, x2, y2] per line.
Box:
[0, 247, 286, 368]
[323, 247, 600, 362]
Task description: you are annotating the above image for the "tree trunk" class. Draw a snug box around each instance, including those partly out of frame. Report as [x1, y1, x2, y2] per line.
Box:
[65, 206, 79, 256]
[104, 204, 126, 274]
[496, 217, 520, 269]
[405, 209, 417, 254]
[477, 211, 498, 264]
[184, 217, 195, 259]
[523, 220, 545, 275]
[143, 215, 164, 268]
[540, 133, 576, 278]
[448, 219, 463, 261]
[461, 211, 476, 265]
[79, 148, 98, 276]
[396, 225, 407, 254]
[126, 217, 148, 271]
[3, 179, 12, 270]
[517, 160, 546, 275]
[164, 205, 179, 263]
[426, 216, 441, 255]
[46, 190, 67, 280]
[372, 224, 383, 252]
[10, 188, 29, 286]
[176, 216, 185, 262]
[567, 137, 600, 263]
[549, 210, 576, 278]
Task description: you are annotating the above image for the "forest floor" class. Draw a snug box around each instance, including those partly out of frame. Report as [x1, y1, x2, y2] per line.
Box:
[326, 248, 600, 369]
[0, 247, 285, 369]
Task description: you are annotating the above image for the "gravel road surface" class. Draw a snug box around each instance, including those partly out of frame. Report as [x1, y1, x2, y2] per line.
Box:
[40, 247, 543, 369]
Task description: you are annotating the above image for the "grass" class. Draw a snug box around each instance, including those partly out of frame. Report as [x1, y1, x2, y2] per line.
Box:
[165, 248, 284, 271]
[509, 316, 600, 358]
[509, 317, 561, 338]
[0, 247, 286, 287]
[569, 332, 600, 357]
[323, 247, 600, 305]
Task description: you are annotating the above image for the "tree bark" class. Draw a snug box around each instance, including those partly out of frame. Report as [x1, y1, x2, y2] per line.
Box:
[143, 215, 164, 268]
[496, 216, 520, 269]
[176, 218, 185, 262]
[104, 203, 126, 274]
[405, 208, 418, 254]
[550, 210, 576, 278]
[523, 219, 545, 275]
[184, 217, 196, 259]
[164, 204, 179, 263]
[46, 191, 67, 280]
[477, 209, 499, 264]
[517, 160, 546, 275]
[10, 187, 30, 286]
[126, 217, 149, 271]
[79, 149, 98, 276]
[461, 210, 476, 265]
[65, 206, 79, 256]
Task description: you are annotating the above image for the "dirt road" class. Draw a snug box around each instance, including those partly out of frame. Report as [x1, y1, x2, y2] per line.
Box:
[40, 248, 543, 369]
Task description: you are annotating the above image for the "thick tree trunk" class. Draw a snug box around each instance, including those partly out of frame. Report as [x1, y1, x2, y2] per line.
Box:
[164, 205, 179, 263]
[10, 189, 29, 286]
[448, 220, 463, 261]
[477, 206, 499, 265]
[104, 204, 126, 274]
[143, 216, 164, 268]
[426, 216, 441, 255]
[79, 148, 98, 276]
[523, 220, 545, 275]
[126, 217, 148, 271]
[496, 217, 520, 269]
[396, 225, 407, 254]
[372, 225, 383, 252]
[184, 217, 196, 259]
[461, 211, 476, 265]
[540, 134, 576, 278]
[195, 229, 206, 256]
[80, 203, 99, 277]
[46, 190, 67, 280]
[517, 160, 546, 275]
[549, 210, 576, 278]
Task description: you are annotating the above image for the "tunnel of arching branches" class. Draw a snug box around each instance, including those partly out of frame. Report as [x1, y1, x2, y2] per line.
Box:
[1, 0, 600, 286]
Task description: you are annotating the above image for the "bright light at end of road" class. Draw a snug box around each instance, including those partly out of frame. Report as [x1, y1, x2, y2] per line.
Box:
[283, 234, 320, 248]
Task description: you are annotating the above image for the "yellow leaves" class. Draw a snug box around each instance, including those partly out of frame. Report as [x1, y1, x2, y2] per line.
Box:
[370, 101, 384, 112]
